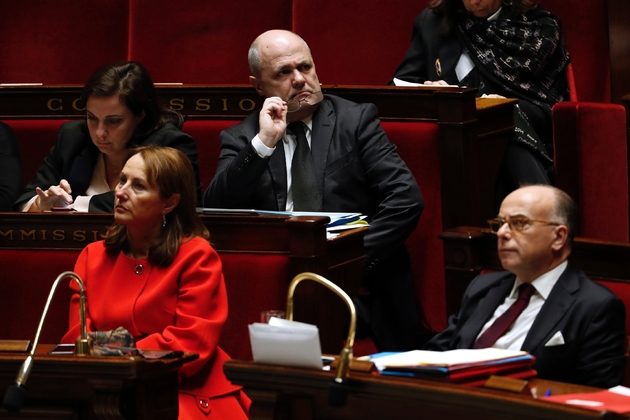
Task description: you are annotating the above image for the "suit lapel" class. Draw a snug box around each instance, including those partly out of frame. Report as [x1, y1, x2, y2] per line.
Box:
[522, 264, 578, 352]
[310, 100, 334, 191]
[458, 278, 514, 348]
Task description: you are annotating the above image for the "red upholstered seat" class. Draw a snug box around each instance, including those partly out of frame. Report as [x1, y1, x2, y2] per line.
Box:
[545, 0, 629, 241]
[553, 102, 629, 241]
[0, 250, 79, 344]
[544, 0, 611, 104]
[594, 279, 630, 387]
[0, 1, 128, 84]
[6, 119, 70, 188]
[218, 253, 290, 361]
[292, 0, 432, 85]
[180, 120, 240, 192]
[382, 121, 446, 333]
[127, 0, 292, 84]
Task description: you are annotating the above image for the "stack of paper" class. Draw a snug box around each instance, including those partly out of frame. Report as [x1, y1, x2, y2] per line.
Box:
[372, 349, 536, 386]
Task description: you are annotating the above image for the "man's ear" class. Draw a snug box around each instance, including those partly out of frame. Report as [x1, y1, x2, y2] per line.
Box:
[163, 194, 181, 215]
[249, 76, 264, 96]
[551, 225, 569, 251]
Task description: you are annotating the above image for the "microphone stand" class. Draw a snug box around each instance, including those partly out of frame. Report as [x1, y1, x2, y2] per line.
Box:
[2, 271, 92, 413]
[286, 272, 356, 408]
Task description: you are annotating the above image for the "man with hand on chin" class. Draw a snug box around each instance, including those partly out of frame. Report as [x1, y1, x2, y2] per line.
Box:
[425, 185, 625, 388]
[204, 29, 424, 351]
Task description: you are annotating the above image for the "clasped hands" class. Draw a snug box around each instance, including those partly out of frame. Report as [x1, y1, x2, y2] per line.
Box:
[32, 179, 73, 211]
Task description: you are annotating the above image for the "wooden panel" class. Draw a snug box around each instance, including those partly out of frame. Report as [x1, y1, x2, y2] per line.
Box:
[0, 345, 195, 419]
[0, 213, 366, 354]
[224, 360, 620, 420]
[0, 85, 515, 229]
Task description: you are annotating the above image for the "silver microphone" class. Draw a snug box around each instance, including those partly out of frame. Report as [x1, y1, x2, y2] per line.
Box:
[2, 271, 92, 412]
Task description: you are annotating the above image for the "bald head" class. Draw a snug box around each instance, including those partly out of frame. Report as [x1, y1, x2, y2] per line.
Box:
[248, 30, 311, 78]
[503, 185, 576, 244]
[496, 185, 576, 281]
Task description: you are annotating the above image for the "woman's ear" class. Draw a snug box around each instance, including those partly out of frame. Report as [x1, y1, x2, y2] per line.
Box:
[135, 110, 146, 126]
[163, 194, 181, 215]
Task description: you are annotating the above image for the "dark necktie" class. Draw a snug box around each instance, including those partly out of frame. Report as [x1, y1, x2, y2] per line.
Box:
[473, 283, 535, 349]
[287, 121, 322, 211]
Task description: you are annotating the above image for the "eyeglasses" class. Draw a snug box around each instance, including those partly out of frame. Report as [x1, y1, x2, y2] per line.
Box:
[286, 85, 336, 113]
[286, 91, 323, 113]
[487, 216, 560, 233]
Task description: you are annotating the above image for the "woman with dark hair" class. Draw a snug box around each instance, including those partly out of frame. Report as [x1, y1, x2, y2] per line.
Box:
[62, 146, 250, 419]
[14, 61, 201, 212]
[392, 0, 570, 203]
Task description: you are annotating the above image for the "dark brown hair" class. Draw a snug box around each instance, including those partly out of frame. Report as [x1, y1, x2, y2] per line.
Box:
[429, 0, 535, 34]
[81, 61, 183, 143]
[104, 145, 209, 266]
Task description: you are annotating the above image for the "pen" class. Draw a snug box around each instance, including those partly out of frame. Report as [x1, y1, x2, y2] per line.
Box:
[544, 389, 552, 397]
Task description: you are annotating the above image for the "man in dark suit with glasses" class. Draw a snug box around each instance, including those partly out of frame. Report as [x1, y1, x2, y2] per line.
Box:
[425, 185, 625, 388]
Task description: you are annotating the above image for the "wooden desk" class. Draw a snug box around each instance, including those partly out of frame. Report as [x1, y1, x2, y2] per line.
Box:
[0, 84, 515, 229]
[224, 360, 625, 420]
[0, 212, 366, 354]
[0, 344, 197, 419]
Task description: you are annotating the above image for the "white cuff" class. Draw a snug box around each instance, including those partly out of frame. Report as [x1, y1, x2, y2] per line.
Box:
[252, 134, 275, 158]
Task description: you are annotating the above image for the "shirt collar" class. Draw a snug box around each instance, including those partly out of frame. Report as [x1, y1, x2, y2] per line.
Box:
[488, 7, 502, 21]
[283, 116, 314, 144]
[511, 260, 568, 300]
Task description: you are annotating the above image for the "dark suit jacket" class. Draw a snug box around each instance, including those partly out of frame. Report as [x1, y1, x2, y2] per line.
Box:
[204, 94, 423, 267]
[0, 122, 22, 211]
[425, 263, 626, 388]
[14, 120, 201, 212]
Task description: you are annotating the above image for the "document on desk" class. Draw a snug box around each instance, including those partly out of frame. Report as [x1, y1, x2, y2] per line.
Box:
[371, 349, 535, 384]
[373, 348, 528, 368]
[392, 78, 458, 87]
[249, 317, 323, 369]
[544, 386, 630, 414]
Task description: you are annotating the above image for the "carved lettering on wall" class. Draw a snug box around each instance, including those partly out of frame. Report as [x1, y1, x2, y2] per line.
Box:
[195, 99, 211, 111]
[239, 99, 256, 111]
[169, 98, 185, 111]
[72, 98, 85, 111]
[47, 98, 63, 111]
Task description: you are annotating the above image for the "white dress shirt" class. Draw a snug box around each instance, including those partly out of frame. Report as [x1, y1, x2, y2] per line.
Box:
[476, 260, 568, 350]
[251, 116, 314, 211]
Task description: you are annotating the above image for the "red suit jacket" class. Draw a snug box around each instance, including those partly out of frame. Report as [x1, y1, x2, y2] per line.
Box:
[62, 237, 248, 418]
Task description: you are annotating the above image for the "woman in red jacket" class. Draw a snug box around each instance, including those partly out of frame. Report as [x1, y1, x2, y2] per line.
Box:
[62, 145, 250, 419]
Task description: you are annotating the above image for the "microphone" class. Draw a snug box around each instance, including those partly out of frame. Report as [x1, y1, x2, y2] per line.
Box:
[2, 271, 92, 413]
[286, 272, 356, 408]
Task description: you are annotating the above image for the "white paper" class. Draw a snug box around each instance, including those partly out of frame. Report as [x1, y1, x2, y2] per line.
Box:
[392, 78, 458, 87]
[249, 318, 323, 369]
[372, 348, 527, 370]
[609, 385, 630, 396]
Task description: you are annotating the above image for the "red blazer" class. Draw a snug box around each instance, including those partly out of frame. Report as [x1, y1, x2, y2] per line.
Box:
[62, 237, 246, 416]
